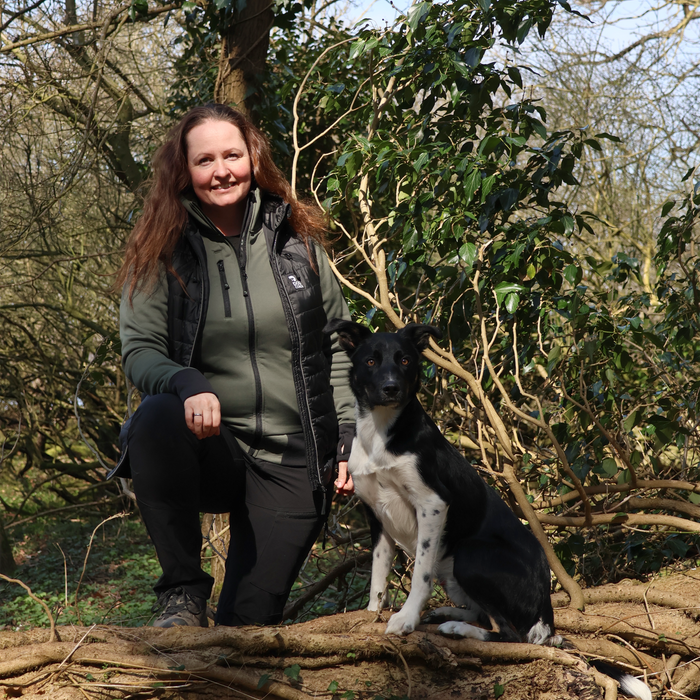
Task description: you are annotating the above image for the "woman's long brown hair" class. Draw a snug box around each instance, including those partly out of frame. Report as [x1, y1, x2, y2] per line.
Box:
[116, 104, 326, 301]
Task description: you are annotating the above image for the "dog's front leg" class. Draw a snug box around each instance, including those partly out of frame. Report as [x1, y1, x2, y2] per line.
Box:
[368, 529, 395, 611]
[385, 495, 447, 636]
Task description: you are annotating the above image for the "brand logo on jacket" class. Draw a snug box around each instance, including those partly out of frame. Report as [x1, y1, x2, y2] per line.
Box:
[288, 275, 304, 290]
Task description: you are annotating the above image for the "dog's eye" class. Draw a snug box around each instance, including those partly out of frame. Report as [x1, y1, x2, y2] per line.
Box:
[401, 357, 410, 366]
[366, 358, 375, 367]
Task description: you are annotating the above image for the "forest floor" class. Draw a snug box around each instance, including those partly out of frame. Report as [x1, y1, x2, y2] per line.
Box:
[3, 510, 700, 698]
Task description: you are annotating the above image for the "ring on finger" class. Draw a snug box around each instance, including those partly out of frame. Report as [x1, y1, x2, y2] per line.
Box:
[193, 413, 203, 417]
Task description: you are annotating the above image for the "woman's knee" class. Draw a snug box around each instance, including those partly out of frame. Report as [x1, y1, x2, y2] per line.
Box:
[128, 394, 200, 490]
[129, 394, 191, 445]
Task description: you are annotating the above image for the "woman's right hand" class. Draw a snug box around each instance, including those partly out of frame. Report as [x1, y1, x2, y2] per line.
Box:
[184, 392, 221, 439]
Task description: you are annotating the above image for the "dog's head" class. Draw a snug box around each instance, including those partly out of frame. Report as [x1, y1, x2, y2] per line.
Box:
[324, 319, 442, 410]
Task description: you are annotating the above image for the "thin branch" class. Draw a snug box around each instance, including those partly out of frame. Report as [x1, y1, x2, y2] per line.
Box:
[0, 2, 180, 54]
[73, 512, 127, 619]
[290, 36, 356, 196]
[283, 552, 371, 621]
[0, 0, 47, 34]
[0, 573, 57, 641]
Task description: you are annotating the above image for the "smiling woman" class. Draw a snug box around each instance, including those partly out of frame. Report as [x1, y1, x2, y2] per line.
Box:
[111, 104, 356, 630]
[186, 121, 252, 237]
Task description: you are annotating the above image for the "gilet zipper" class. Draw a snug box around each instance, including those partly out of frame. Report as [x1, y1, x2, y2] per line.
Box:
[235, 233, 264, 451]
[216, 260, 232, 318]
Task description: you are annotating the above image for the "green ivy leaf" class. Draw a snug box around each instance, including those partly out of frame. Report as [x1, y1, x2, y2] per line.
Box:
[546, 343, 562, 374]
[257, 674, 272, 689]
[561, 215, 575, 236]
[284, 665, 301, 681]
[407, 2, 429, 32]
[413, 151, 430, 172]
[458, 242, 477, 269]
[601, 458, 618, 476]
[349, 39, 366, 59]
[494, 281, 526, 305]
[464, 168, 481, 203]
[499, 187, 519, 210]
[563, 264, 579, 285]
[623, 411, 637, 432]
[594, 132, 621, 143]
[481, 173, 496, 201]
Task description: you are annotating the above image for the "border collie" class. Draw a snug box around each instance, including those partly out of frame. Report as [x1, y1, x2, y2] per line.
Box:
[324, 320, 651, 700]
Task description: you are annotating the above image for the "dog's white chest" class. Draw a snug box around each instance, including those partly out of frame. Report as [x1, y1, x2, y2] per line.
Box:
[349, 410, 446, 557]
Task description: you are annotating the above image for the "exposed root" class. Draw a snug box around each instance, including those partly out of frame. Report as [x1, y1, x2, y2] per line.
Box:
[591, 668, 618, 700]
[4, 574, 700, 698]
[552, 585, 700, 620]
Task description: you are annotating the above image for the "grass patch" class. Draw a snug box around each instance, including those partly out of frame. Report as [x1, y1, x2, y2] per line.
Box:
[1, 510, 161, 629]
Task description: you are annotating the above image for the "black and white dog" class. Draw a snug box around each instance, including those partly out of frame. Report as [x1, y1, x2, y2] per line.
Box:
[325, 319, 651, 700]
[325, 319, 555, 642]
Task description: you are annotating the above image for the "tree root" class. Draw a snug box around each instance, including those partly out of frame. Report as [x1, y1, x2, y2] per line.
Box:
[555, 608, 700, 657]
[6, 585, 700, 699]
[0, 612, 620, 699]
[566, 637, 662, 674]
[552, 585, 700, 619]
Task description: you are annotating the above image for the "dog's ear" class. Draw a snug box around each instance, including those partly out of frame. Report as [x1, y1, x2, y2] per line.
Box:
[399, 323, 442, 352]
[323, 318, 373, 353]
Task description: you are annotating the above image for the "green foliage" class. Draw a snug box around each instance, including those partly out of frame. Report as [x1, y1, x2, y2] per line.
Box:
[268, 0, 700, 584]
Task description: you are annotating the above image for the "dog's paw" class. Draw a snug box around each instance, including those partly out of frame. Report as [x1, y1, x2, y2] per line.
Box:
[421, 606, 474, 624]
[437, 620, 489, 640]
[385, 609, 420, 636]
[421, 607, 452, 624]
[436, 620, 468, 637]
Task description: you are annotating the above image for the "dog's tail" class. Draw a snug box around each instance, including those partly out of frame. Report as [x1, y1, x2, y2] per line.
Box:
[590, 661, 652, 700]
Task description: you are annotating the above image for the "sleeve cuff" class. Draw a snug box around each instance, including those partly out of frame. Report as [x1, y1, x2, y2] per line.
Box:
[168, 368, 217, 403]
[337, 423, 355, 463]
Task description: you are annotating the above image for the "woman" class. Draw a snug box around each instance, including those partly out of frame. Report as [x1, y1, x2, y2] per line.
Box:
[112, 103, 355, 628]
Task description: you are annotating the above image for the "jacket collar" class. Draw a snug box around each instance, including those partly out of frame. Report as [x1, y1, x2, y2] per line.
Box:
[179, 187, 264, 238]
[262, 194, 292, 232]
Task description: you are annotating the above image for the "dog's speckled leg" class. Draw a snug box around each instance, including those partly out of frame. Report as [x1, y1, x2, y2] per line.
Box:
[368, 529, 395, 612]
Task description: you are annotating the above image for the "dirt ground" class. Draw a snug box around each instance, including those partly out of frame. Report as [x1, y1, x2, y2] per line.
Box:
[4, 571, 700, 699]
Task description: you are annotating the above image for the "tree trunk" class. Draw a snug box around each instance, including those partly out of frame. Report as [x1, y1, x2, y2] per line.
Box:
[0, 518, 16, 576]
[214, 0, 274, 115]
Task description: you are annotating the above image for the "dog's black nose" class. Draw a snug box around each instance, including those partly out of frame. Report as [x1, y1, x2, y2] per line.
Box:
[382, 382, 400, 399]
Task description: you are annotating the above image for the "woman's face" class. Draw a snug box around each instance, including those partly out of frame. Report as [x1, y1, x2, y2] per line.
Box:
[186, 119, 252, 214]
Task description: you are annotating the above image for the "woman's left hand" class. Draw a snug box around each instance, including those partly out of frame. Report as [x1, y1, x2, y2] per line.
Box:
[335, 461, 354, 496]
[184, 392, 221, 439]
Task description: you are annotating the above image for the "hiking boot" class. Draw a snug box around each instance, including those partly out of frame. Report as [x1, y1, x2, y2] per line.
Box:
[152, 587, 208, 628]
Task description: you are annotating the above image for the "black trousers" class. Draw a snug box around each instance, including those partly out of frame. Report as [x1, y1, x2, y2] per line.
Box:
[127, 393, 329, 626]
